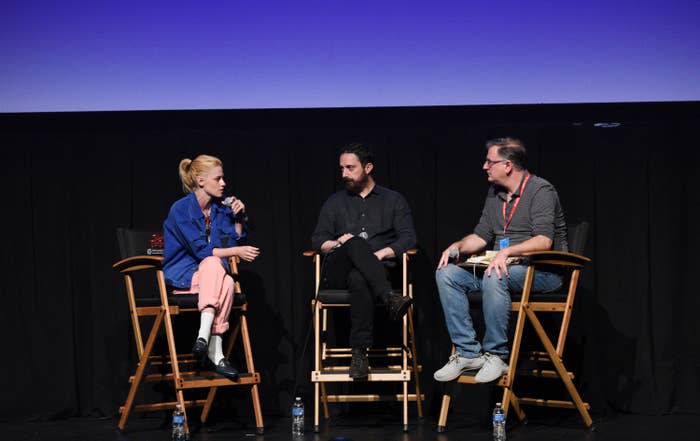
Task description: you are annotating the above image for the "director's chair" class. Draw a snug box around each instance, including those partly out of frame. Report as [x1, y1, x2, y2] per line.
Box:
[114, 228, 264, 436]
[303, 248, 423, 432]
[437, 222, 593, 431]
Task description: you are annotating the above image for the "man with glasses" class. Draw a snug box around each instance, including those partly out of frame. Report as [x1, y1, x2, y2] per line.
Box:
[433, 137, 568, 383]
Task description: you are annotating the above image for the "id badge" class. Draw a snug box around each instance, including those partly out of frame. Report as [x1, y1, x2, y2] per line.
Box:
[499, 236, 510, 250]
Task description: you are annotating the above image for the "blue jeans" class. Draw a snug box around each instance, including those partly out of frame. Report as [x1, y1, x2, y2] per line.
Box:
[435, 264, 562, 359]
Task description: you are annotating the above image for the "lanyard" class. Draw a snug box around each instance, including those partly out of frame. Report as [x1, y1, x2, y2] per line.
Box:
[502, 173, 531, 234]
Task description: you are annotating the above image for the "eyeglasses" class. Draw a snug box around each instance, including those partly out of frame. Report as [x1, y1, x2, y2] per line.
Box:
[484, 158, 509, 167]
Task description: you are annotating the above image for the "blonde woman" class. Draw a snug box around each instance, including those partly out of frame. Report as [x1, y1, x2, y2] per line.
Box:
[163, 154, 260, 380]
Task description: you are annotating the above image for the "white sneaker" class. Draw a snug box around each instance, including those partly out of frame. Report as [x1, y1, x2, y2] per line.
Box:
[475, 353, 509, 383]
[433, 353, 486, 382]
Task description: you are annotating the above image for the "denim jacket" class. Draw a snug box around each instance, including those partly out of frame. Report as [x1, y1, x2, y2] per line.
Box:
[163, 192, 247, 288]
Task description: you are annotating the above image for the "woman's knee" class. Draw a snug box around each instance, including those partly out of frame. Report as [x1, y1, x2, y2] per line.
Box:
[199, 256, 225, 272]
[222, 275, 235, 296]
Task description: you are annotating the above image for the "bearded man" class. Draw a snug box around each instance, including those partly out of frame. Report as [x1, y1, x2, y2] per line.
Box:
[311, 142, 417, 379]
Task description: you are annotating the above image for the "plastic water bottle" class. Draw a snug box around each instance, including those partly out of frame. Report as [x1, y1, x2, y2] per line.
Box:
[292, 396, 305, 435]
[492, 402, 506, 441]
[172, 404, 186, 441]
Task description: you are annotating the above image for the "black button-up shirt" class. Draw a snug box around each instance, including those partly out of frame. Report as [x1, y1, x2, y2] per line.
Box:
[311, 184, 417, 257]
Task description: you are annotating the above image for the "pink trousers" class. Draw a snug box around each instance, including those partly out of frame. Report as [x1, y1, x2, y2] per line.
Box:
[174, 256, 234, 334]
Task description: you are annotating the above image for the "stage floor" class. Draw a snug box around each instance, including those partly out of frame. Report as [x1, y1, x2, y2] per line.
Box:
[4, 410, 699, 441]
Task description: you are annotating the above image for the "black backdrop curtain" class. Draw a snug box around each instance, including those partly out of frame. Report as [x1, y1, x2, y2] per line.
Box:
[1, 102, 698, 421]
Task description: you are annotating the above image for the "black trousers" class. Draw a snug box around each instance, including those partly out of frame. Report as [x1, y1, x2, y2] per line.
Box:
[321, 237, 392, 348]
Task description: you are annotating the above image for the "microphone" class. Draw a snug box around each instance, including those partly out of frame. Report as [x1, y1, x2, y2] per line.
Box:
[222, 196, 252, 227]
[222, 196, 237, 208]
[448, 247, 459, 259]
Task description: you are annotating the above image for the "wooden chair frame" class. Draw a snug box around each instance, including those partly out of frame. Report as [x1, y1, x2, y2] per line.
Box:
[303, 249, 424, 432]
[437, 250, 593, 432]
[113, 255, 264, 435]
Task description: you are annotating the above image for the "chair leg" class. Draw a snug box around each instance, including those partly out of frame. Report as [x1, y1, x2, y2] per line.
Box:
[407, 304, 423, 418]
[238, 312, 264, 432]
[118, 310, 164, 430]
[321, 382, 330, 418]
[160, 287, 190, 433]
[525, 307, 593, 427]
[500, 266, 534, 421]
[436, 384, 453, 432]
[502, 385, 530, 425]
[226, 321, 242, 356]
[319, 306, 331, 419]
[201, 387, 217, 423]
[176, 390, 189, 435]
[249, 384, 264, 434]
[436, 345, 458, 432]
[403, 380, 409, 432]
[314, 382, 321, 432]
[506, 389, 527, 422]
[313, 298, 322, 432]
[401, 306, 409, 431]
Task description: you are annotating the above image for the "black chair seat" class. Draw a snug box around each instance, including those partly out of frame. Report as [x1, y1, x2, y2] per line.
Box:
[317, 288, 403, 304]
[135, 293, 247, 308]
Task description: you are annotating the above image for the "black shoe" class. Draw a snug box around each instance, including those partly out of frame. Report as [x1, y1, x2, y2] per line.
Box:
[192, 337, 208, 359]
[349, 347, 369, 380]
[214, 358, 239, 381]
[386, 292, 413, 321]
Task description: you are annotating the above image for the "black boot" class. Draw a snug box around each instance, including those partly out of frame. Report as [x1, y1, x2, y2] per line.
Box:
[349, 347, 369, 380]
[386, 292, 413, 321]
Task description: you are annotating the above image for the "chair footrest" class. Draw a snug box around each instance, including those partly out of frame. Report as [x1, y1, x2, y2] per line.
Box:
[456, 372, 509, 386]
[312, 368, 411, 382]
[130, 370, 201, 383]
[318, 364, 421, 372]
[177, 372, 261, 389]
[144, 354, 200, 366]
[519, 397, 590, 410]
[325, 347, 408, 358]
[323, 393, 425, 403]
[518, 368, 574, 379]
[120, 399, 208, 414]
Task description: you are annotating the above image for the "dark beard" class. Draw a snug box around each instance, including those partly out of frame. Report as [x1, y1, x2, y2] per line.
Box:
[343, 173, 369, 193]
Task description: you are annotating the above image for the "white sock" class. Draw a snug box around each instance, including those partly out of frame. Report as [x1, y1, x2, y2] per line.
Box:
[197, 310, 215, 343]
[208, 334, 225, 365]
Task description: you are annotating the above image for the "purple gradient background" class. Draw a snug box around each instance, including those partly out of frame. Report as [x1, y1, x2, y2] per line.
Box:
[2, 1, 699, 112]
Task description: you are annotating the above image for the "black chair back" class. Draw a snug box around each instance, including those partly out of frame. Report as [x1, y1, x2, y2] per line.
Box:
[567, 221, 590, 256]
[117, 228, 161, 259]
